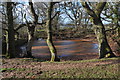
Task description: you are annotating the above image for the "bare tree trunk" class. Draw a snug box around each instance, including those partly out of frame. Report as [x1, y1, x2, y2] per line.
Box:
[25, 2, 38, 58]
[116, 24, 120, 47]
[46, 2, 60, 62]
[6, 2, 15, 58]
[93, 18, 116, 58]
[26, 25, 35, 57]
[2, 35, 7, 55]
[118, 26, 120, 37]
[82, 2, 116, 58]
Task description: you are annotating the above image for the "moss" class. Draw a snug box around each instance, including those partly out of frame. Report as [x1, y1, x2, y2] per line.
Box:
[16, 68, 26, 71]
[0, 68, 16, 72]
[106, 48, 110, 52]
[50, 52, 55, 62]
[26, 73, 34, 76]
[47, 38, 57, 62]
[105, 53, 111, 58]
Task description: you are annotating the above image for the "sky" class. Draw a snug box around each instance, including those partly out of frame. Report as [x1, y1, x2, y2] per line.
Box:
[0, 0, 119, 2]
[1, 1, 117, 25]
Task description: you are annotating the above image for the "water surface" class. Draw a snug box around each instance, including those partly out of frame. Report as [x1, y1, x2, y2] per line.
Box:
[32, 39, 99, 60]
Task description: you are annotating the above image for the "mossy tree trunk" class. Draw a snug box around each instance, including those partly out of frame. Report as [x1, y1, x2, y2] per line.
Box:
[6, 2, 15, 58]
[117, 14, 120, 47]
[82, 2, 116, 58]
[116, 24, 120, 47]
[46, 2, 60, 62]
[93, 17, 115, 58]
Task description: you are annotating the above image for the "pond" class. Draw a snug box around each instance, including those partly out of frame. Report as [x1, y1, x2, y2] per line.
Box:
[32, 39, 99, 60]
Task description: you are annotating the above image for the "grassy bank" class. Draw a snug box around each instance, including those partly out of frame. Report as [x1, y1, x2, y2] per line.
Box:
[1, 57, 120, 79]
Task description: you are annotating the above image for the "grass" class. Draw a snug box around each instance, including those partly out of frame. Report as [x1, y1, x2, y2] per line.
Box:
[39, 63, 119, 78]
[42, 57, 119, 64]
[19, 58, 45, 62]
[0, 68, 27, 72]
[0, 68, 16, 72]
[38, 57, 119, 78]
[47, 59, 118, 78]
[2, 57, 120, 79]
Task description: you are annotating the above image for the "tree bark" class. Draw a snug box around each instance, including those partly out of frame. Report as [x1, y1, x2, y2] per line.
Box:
[46, 2, 60, 62]
[82, 2, 116, 58]
[6, 2, 15, 58]
[116, 24, 120, 47]
[93, 17, 116, 58]
[25, 2, 38, 58]
[26, 25, 35, 57]
[2, 35, 7, 55]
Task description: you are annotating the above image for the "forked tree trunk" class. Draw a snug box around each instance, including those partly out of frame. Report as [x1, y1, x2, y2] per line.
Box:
[25, 2, 38, 58]
[93, 18, 116, 58]
[6, 2, 15, 58]
[46, 2, 60, 62]
[82, 2, 116, 58]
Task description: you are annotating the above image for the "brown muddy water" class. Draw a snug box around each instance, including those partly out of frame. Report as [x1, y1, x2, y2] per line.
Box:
[32, 39, 99, 61]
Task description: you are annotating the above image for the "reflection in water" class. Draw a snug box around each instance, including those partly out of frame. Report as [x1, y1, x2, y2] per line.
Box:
[32, 39, 99, 60]
[20, 46, 27, 54]
[92, 43, 98, 49]
[58, 54, 70, 58]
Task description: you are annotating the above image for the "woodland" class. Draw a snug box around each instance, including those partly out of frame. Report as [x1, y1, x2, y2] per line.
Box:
[0, 1, 120, 79]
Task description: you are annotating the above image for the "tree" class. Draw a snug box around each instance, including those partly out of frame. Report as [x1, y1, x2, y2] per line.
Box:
[46, 2, 60, 62]
[82, 2, 116, 58]
[6, 2, 15, 58]
[1, 2, 26, 56]
[61, 2, 90, 28]
[23, 2, 45, 57]
[24, 2, 39, 57]
[62, 2, 82, 28]
[102, 2, 120, 47]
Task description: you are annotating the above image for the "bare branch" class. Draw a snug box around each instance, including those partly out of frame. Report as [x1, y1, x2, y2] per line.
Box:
[42, 2, 48, 8]
[105, 26, 118, 32]
[101, 17, 112, 22]
[2, 28, 8, 32]
[0, 20, 7, 24]
[81, 2, 96, 18]
[15, 22, 46, 31]
[64, 6, 74, 21]
[29, 2, 38, 25]
[51, 11, 60, 20]
[15, 24, 26, 31]
[95, 2, 106, 16]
